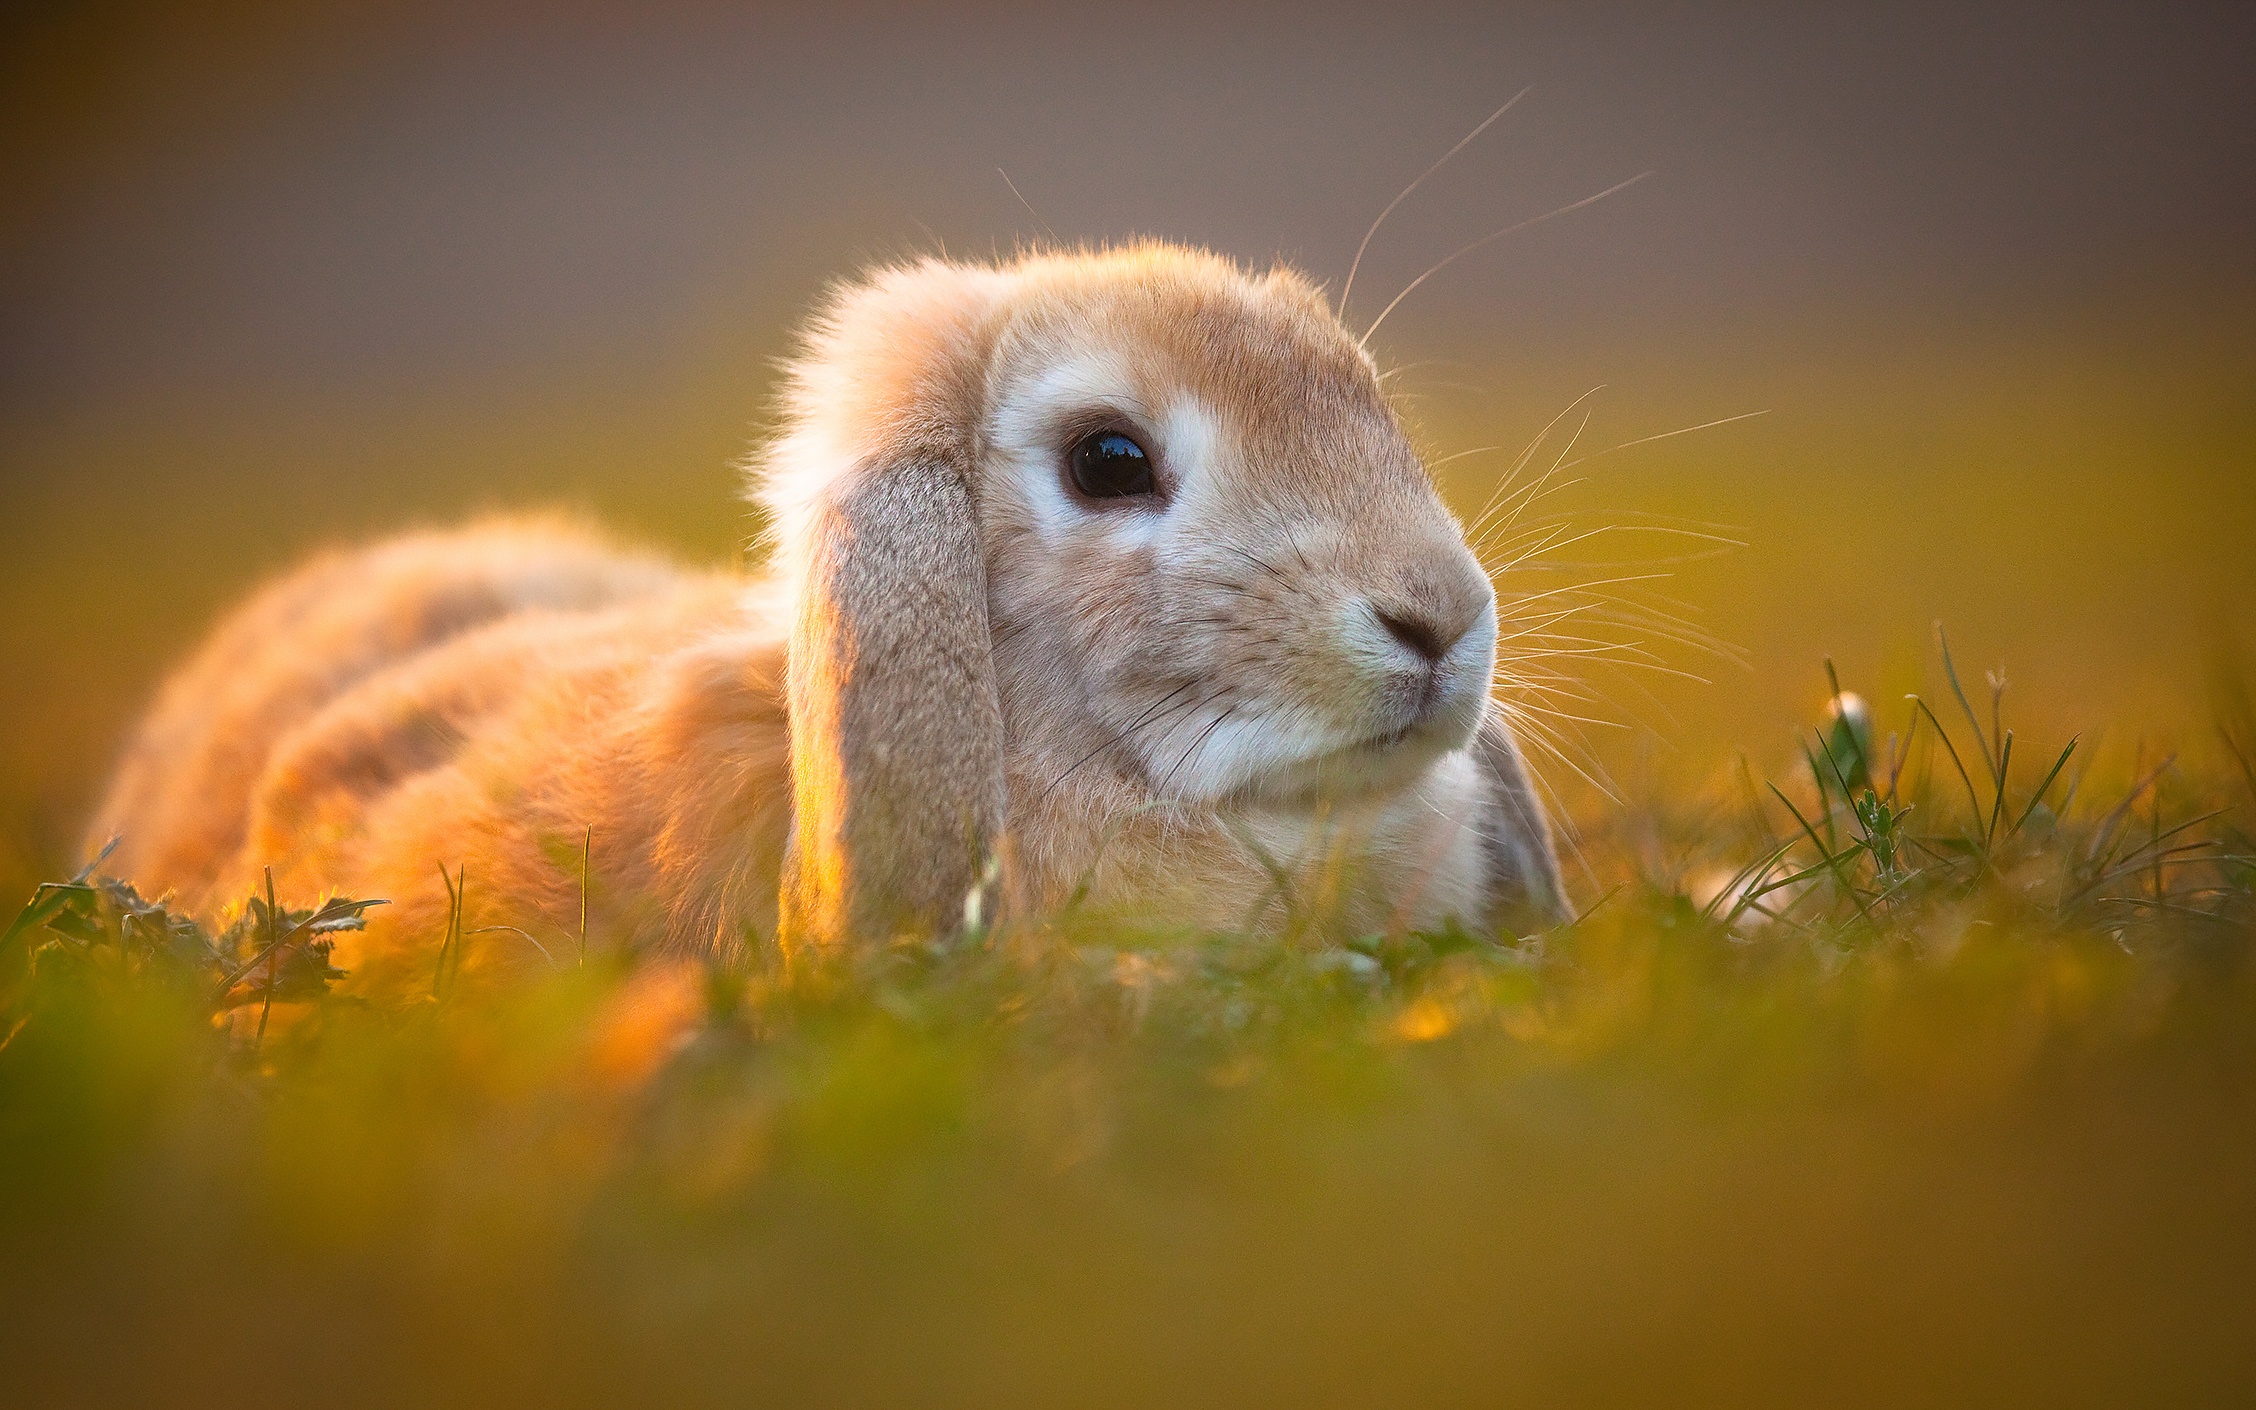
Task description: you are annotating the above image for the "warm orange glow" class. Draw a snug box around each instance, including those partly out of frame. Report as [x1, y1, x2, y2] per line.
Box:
[584, 961, 705, 1092]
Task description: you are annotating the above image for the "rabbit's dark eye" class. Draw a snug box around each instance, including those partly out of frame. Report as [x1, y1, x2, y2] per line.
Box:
[1067, 430, 1157, 500]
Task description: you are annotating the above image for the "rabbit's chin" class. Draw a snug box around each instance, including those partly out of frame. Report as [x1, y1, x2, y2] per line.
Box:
[1220, 711, 1478, 809]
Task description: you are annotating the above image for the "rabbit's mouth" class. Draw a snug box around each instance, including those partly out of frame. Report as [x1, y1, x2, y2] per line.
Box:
[1353, 675, 1490, 759]
[1359, 709, 1474, 767]
[1228, 707, 1473, 806]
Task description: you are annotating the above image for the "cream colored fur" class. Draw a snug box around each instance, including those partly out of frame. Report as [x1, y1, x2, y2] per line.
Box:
[90, 244, 1563, 1000]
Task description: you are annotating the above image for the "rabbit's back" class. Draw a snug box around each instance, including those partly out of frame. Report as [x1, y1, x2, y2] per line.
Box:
[91, 520, 694, 914]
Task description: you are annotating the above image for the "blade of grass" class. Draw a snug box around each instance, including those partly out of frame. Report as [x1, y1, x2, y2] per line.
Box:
[1736, 752, 1778, 849]
[451, 866, 468, 993]
[468, 925, 556, 966]
[2095, 895, 2228, 922]
[1737, 858, 1839, 907]
[433, 863, 461, 999]
[255, 868, 280, 1048]
[209, 894, 386, 1006]
[2219, 724, 2256, 806]
[2010, 737, 2079, 836]
[1887, 709, 1923, 805]
[1823, 658, 1872, 786]
[2067, 811, 2221, 904]
[1908, 696, 1986, 835]
[1570, 882, 1625, 928]
[1799, 740, 1840, 848]
[1984, 730, 2016, 849]
[1990, 669, 2008, 784]
[2083, 755, 2176, 869]
[2150, 769, 2165, 903]
[1935, 624, 2001, 789]
[5, 838, 128, 958]
[2, 884, 86, 957]
[2100, 818, 2227, 876]
[71, 835, 122, 885]
[1700, 837, 1798, 925]
[1768, 782, 1873, 922]
[1814, 729, 1873, 844]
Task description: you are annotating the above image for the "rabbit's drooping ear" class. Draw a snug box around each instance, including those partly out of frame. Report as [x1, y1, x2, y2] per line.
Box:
[1472, 706, 1568, 931]
[781, 460, 1005, 949]
[765, 263, 1008, 952]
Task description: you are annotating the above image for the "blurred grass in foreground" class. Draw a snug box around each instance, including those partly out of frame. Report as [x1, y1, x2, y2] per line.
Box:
[4, 647, 2254, 1407]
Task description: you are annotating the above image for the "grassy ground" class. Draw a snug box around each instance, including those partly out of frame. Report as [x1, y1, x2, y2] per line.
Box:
[4, 643, 2253, 1407]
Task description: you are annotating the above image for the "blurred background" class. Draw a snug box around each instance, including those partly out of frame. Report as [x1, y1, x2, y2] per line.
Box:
[3, 0, 2252, 900]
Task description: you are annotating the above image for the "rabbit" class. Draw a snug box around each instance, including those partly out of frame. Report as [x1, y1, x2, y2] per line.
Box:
[88, 243, 1564, 1001]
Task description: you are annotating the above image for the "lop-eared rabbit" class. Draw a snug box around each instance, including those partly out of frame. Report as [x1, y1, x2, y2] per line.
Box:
[92, 245, 1563, 1000]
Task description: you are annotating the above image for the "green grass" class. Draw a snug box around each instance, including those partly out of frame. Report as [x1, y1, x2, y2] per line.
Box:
[4, 642, 2255, 1408]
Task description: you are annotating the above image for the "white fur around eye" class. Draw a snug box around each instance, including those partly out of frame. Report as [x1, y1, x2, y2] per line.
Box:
[989, 355, 1233, 552]
[989, 351, 1138, 540]
[1152, 397, 1225, 507]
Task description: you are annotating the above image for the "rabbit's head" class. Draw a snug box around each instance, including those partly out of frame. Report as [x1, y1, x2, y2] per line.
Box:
[756, 244, 1509, 947]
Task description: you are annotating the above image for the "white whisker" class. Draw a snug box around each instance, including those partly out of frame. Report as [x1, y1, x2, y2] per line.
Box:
[1339, 88, 1531, 320]
[1360, 171, 1655, 350]
[1552, 410, 1771, 474]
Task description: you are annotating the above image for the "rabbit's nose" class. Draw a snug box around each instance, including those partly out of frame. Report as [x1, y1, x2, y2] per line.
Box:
[1374, 606, 1458, 663]
[1370, 587, 1486, 666]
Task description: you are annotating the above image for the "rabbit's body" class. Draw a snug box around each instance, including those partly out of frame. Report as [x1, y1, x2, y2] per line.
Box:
[92, 244, 1563, 992]
[88, 523, 784, 998]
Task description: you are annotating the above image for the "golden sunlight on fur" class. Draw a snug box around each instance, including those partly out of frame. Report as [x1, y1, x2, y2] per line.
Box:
[92, 245, 1562, 1000]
